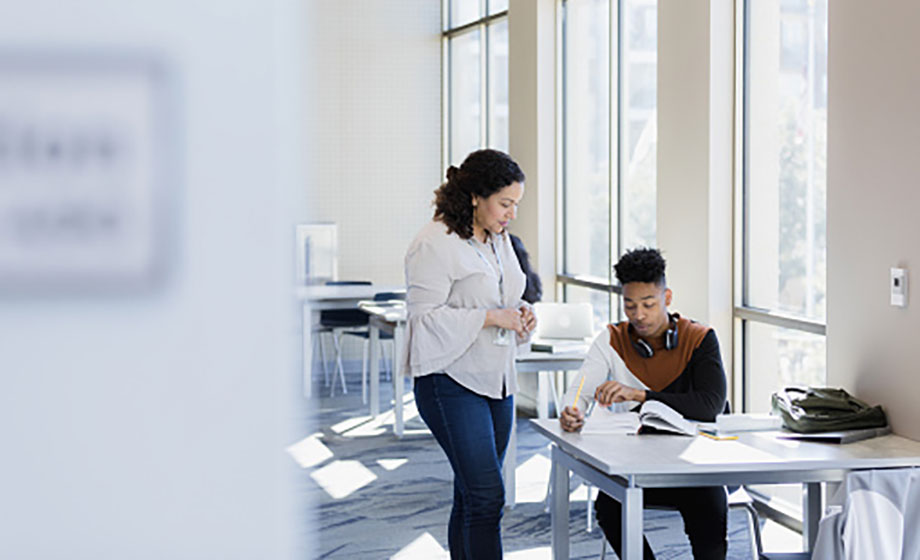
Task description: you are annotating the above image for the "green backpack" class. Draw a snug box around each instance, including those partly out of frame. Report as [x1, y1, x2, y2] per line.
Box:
[771, 387, 888, 433]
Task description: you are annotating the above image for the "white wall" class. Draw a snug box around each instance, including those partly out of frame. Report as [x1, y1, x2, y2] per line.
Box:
[307, 0, 442, 286]
[827, 0, 920, 440]
[0, 1, 308, 557]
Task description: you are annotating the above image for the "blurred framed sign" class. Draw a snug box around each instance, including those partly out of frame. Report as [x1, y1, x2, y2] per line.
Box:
[0, 52, 174, 293]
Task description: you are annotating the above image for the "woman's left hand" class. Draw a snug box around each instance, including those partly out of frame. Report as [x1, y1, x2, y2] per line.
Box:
[519, 306, 537, 334]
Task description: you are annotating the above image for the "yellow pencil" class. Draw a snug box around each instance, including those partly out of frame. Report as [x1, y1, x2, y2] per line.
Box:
[572, 373, 587, 411]
[698, 430, 738, 441]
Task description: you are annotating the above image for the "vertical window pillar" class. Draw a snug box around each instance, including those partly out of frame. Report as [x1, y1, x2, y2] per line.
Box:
[656, 0, 734, 380]
[508, 0, 557, 295]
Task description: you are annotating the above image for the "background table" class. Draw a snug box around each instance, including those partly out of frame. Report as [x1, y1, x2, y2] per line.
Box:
[531, 418, 920, 560]
[360, 303, 406, 422]
[296, 284, 403, 397]
[517, 349, 587, 419]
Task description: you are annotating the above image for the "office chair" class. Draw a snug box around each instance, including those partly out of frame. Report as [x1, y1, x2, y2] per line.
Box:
[341, 291, 405, 404]
[319, 281, 372, 397]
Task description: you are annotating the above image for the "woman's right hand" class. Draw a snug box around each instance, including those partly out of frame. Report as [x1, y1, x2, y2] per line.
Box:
[485, 308, 526, 337]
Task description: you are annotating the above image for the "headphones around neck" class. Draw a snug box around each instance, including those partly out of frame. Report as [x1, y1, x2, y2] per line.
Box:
[631, 314, 679, 358]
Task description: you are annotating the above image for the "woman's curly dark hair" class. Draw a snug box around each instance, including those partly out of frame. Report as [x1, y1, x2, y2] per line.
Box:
[433, 149, 525, 239]
[614, 247, 667, 287]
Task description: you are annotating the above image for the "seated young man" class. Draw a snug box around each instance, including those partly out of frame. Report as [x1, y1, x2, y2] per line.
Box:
[559, 247, 728, 560]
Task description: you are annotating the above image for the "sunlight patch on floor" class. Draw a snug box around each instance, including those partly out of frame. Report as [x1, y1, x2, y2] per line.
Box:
[761, 519, 804, 553]
[569, 482, 592, 502]
[515, 453, 551, 503]
[344, 419, 388, 437]
[375, 392, 421, 427]
[400, 395, 420, 423]
[286, 433, 333, 468]
[330, 414, 378, 435]
[328, 392, 426, 438]
[389, 531, 448, 559]
[377, 458, 409, 471]
[310, 459, 377, 499]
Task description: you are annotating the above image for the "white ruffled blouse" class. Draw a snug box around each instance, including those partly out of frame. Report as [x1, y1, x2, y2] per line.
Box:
[403, 220, 532, 399]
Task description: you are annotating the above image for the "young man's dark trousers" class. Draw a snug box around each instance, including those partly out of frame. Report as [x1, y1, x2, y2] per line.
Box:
[594, 485, 727, 559]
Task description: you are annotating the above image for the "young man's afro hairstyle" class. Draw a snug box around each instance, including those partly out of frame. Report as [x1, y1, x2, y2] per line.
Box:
[613, 247, 666, 287]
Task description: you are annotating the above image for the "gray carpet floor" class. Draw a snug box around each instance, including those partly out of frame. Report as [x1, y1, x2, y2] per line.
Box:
[298, 372, 762, 559]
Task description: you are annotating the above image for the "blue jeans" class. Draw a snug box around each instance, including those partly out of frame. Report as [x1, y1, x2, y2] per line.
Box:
[414, 374, 513, 560]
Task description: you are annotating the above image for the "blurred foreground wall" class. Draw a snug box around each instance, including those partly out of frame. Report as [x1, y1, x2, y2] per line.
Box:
[0, 1, 310, 557]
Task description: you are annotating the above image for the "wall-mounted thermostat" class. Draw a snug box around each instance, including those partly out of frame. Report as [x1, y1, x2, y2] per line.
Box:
[0, 53, 174, 294]
[890, 267, 908, 307]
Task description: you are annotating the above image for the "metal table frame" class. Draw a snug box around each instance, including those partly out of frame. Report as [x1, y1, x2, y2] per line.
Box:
[532, 419, 920, 560]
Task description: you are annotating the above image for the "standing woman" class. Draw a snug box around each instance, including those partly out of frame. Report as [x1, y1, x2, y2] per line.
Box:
[404, 149, 537, 559]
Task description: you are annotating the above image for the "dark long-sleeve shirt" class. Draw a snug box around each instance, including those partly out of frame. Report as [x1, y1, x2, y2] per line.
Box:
[563, 316, 727, 422]
[644, 329, 727, 421]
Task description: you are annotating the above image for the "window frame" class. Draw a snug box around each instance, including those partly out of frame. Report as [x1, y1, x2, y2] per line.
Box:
[734, 0, 828, 414]
[442, 0, 510, 167]
[557, 0, 658, 324]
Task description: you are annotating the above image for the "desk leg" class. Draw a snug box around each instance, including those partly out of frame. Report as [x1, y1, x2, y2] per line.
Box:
[302, 303, 312, 398]
[803, 482, 822, 551]
[392, 324, 405, 438]
[551, 371, 562, 418]
[551, 445, 570, 560]
[537, 371, 550, 419]
[503, 404, 516, 508]
[369, 324, 380, 417]
[622, 485, 643, 560]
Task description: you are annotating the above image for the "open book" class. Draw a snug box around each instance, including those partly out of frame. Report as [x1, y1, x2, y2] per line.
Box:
[636, 400, 698, 435]
[581, 400, 697, 436]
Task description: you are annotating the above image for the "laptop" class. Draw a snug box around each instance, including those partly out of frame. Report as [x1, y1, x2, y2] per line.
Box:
[776, 426, 892, 444]
[533, 302, 595, 340]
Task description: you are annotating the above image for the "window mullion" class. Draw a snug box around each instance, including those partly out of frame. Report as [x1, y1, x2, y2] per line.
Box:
[608, 0, 619, 323]
[482, 21, 490, 147]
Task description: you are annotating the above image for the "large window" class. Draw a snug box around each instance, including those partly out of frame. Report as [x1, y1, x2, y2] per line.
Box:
[738, 0, 828, 527]
[444, 1, 509, 166]
[738, 0, 828, 414]
[559, 0, 658, 327]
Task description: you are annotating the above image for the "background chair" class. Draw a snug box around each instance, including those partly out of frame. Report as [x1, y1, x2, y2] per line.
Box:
[319, 280, 372, 396]
[311, 323, 332, 388]
[342, 291, 406, 404]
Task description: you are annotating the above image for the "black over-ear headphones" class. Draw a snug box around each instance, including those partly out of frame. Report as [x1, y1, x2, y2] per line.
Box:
[631, 314, 679, 358]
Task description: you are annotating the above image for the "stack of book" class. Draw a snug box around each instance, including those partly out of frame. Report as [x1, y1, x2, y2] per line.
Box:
[714, 413, 783, 433]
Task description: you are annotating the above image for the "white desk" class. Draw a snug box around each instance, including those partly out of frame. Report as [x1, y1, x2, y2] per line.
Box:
[507, 350, 586, 507]
[296, 284, 404, 398]
[517, 349, 587, 419]
[531, 418, 920, 560]
[359, 303, 406, 421]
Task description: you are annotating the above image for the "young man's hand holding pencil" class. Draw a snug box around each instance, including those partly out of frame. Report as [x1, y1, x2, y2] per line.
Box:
[559, 374, 588, 432]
